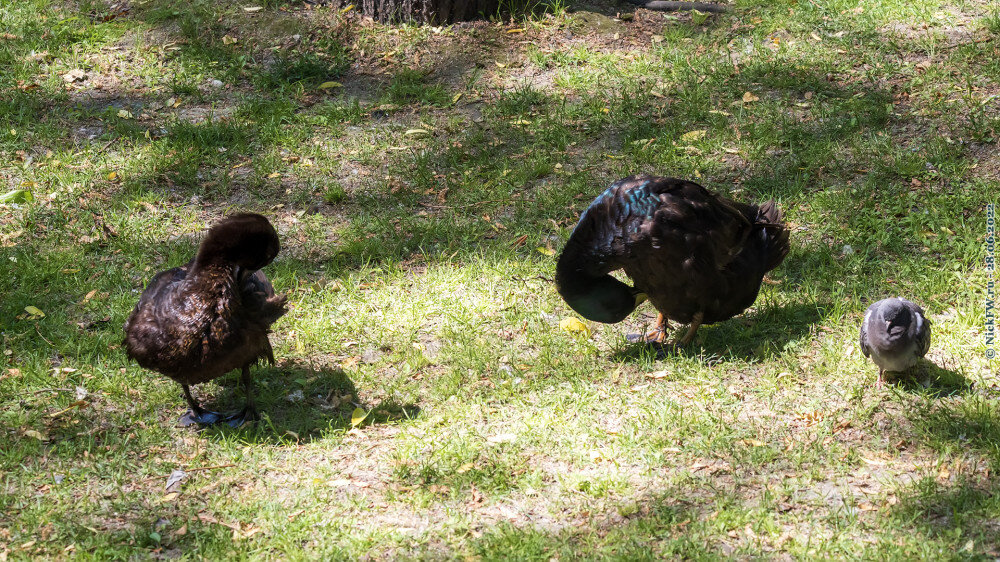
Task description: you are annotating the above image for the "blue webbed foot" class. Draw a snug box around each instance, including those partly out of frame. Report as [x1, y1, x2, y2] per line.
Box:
[178, 409, 226, 427]
[224, 407, 260, 428]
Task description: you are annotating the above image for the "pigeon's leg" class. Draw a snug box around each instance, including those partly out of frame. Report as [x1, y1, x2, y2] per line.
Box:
[875, 368, 885, 388]
[674, 312, 704, 347]
[226, 365, 260, 428]
[178, 384, 225, 426]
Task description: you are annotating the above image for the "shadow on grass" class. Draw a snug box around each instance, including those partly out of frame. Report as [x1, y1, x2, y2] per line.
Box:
[611, 301, 828, 364]
[196, 363, 420, 444]
[905, 394, 1000, 468]
[887, 359, 972, 398]
[890, 476, 1000, 558]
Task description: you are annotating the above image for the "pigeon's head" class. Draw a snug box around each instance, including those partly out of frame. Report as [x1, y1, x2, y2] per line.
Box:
[880, 298, 913, 337]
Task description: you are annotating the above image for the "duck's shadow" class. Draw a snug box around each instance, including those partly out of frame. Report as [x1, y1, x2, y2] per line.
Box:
[611, 301, 828, 363]
[195, 364, 419, 444]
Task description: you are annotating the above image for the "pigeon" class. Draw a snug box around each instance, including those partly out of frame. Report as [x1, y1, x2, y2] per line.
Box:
[859, 297, 931, 386]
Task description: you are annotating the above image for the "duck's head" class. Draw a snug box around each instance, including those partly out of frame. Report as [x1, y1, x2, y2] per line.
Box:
[556, 273, 646, 324]
[197, 213, 280, 271]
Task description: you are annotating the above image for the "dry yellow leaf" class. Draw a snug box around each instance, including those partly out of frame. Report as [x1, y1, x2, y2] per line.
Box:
[560, 317, 591, 337]
[24, 305, 44, 318]
[350, 407, 368, 427]
[742, 91, 760, 103]
[681, 130, 707, 142]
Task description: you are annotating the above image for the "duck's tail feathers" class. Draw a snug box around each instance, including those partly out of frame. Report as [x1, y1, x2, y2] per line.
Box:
[755, 201, 790, 273]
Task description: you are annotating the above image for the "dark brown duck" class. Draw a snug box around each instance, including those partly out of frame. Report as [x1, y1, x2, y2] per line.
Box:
[124, 213, 288, 426]
[556, 175, 790, 346]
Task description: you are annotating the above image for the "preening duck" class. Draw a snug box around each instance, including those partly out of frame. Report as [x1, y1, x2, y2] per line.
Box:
[124, 213, 288, 426]
[556, 175, 790, 347]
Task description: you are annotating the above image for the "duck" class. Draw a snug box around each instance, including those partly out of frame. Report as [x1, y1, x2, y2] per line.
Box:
[859, 297, 931, 386]
[124, 213, 288, 426]
[555, 175, 790, 347]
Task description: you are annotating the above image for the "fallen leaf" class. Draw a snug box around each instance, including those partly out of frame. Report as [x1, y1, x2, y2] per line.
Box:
[62, 69, 86, 83]
[117, 109, 133, 119]
[222, 35, 237, 45]
[242, 6, 263, 11]
[536, 246, 555, 256]
[23, 429, 46, 440]
[350, 407, 368, 427]
[318, 81, 342, 89]
[680, 129, 707, 142]
[0, 189, 33, 204]
[742, 91, 760, 103]
[160, 492, 179, 502]
[165, 469, 187, 492]
[48, 400, 87, 418]
[404, 128, 431, 138]
[560, 317, 592, 337]
[645, 370, 670, 380]
[23, 306, 44, 319]
[107, 171, 117, 181]
[456, 462, 475, 473]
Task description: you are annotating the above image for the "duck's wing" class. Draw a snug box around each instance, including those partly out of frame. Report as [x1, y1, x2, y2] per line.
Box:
[123, 264, 190, 363]
[573, 176, 750, 271]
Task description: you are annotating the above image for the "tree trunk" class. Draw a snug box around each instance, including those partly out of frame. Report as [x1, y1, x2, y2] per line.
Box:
[356, 0, 500, 23]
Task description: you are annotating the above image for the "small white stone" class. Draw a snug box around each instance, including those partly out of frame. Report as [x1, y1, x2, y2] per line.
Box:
[841, 244, 854, 256]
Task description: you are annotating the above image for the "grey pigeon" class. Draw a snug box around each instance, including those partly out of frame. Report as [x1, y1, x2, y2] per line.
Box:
[859, 297, 931, 386]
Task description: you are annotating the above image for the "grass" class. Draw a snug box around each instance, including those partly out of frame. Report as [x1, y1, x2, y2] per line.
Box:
[0, 0, 998, 558]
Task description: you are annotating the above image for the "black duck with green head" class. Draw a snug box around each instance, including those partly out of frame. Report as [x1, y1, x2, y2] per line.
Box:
[556, 175, 790, 346]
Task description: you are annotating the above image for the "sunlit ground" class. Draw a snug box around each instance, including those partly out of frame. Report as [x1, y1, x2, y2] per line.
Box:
[0, 0, 998, 557]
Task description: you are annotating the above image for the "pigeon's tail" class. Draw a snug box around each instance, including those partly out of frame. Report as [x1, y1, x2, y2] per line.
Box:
[755, 201, 790, 273]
